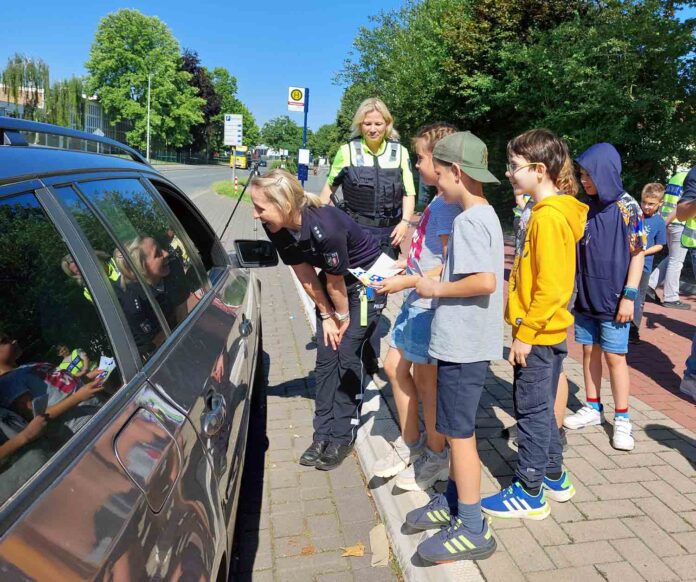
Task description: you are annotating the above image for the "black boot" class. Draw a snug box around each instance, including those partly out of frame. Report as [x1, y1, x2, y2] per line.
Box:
[315, 442, 353, 471]
[299, 440, 328, 467]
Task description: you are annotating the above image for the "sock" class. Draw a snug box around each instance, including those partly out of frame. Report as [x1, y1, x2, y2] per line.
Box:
[404, 435, 421, 448]
[445, 478, 458, 512]
[614, 408, 630, 419]
[546, 470, 563, 481]
[457, 500, 484, 533]
[521, 483, 541, 496]
[432, 447, 448, 459]
[587, 397, 602, 412]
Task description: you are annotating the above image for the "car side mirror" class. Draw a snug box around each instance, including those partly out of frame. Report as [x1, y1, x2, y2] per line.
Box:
[234, 239, 279, 268]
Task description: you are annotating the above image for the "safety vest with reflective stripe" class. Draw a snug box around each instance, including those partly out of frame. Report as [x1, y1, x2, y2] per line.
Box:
[58, 349, 85, 375]
[83, 258, 121, 303]
[342, 138, 404, 219]
[660, 172, 687, 225]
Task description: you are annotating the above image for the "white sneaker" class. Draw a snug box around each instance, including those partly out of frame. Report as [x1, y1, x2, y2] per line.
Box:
[373, 434, 424, 478]
[394, 446, 449, 491]
[680, 375, 696, 401]
[612, 417, 635, 451]
[563, 405, 604, 430]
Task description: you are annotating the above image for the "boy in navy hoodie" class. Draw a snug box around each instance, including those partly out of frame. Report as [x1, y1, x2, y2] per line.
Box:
[563, 143, 645, 451]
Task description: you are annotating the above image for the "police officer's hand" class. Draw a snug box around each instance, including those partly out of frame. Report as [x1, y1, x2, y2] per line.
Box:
[323, 317, 342, 351]
[336, 316, 351, 344]
[415, 277, 439, 298]
[390, 222, 409, 247]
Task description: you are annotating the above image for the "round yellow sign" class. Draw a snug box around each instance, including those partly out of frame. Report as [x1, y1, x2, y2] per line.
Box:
[290, 89, 303, 102]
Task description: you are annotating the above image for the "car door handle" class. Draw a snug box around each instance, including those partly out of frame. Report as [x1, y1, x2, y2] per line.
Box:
[240, 317, 253, 337]
[201, 393, 226, 437]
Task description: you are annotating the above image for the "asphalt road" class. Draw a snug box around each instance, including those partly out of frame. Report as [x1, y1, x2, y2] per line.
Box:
[159, 164, 251, 200]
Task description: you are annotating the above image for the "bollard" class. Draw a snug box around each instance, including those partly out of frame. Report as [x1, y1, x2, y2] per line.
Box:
[234, 176, 238, 193]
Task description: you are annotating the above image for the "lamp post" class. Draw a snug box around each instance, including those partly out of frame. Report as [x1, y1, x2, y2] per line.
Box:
[146, 73, 152, 162]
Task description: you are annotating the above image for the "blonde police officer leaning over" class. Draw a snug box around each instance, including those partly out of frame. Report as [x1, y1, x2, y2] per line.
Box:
[319, 98, 417, 258]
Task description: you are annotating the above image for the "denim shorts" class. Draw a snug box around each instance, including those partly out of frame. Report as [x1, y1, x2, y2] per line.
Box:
[574, 312, 629, 354]
[390, 302, 435, 365]
[435, 360, 489, 438]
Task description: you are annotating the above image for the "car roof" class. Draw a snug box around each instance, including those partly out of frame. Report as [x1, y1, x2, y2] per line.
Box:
[0, 146, 159, 186]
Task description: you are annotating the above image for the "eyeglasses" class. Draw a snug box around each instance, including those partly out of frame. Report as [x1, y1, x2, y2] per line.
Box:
[506, 162, 544, 175]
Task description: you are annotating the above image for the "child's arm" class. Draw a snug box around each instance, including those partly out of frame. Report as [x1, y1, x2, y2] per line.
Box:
[644, 244, 664, 257]
[616, 249, 645, 323]
[46, 379, 105, 419]
[415, 272, 495, 299]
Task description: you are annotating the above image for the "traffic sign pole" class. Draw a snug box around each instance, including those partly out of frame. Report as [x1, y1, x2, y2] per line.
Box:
[301, 88, 309, 186]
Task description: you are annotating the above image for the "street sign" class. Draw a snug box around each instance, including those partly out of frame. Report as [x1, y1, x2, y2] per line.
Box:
[288, 87, 306, 112]
[298, 164, 309, 182]
[224, 113, 243, 146]
[298, 148, 310, 165]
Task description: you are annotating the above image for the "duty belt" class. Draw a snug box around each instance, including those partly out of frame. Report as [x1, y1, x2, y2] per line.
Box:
[347, 210, 401, 228]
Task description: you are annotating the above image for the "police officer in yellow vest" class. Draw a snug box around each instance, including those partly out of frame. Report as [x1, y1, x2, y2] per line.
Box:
[320, 98, 416, 259]
[648, 172, 691, 309]
[675, 166, 696, 400]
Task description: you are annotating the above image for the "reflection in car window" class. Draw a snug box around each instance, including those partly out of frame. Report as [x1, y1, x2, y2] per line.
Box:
[0, 193, 123, 506]
[64, 180, 209, 355]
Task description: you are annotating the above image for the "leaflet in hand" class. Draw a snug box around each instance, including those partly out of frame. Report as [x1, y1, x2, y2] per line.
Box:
[96, 356, 117, 381]
[348, 253, 403, 287]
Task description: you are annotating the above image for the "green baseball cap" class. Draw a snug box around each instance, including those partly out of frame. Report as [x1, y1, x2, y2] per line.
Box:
[432, 131, 500, 184]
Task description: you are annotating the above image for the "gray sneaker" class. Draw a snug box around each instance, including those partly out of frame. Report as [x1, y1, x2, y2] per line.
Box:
[680, 375, 696, 401]
[373, 434, 425, 478]
[394, 446, 449, 491]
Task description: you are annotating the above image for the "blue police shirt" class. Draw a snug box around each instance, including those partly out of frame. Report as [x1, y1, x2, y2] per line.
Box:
[264, 205, 381, 276]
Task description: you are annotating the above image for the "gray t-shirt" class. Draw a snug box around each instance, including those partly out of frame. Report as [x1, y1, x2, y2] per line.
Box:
[428, 204, 504, 363]
[404, 195, 461, 309]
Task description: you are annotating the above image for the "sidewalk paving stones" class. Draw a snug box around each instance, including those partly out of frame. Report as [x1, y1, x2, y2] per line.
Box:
[187, 182, 696, 581]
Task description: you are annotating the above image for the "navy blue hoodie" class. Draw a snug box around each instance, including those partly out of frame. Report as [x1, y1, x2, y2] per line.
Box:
[574, 143, 645, 321]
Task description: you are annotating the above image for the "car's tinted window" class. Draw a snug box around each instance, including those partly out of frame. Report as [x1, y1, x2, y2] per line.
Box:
[0, 193, 123, 505]
[149, 180, 229, 276]
[74, 179, 209, 348]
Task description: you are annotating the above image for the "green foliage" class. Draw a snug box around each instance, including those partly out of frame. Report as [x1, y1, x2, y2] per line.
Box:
[212, 178, 251, 203]
[85, 9, 205, 150]
[337, 0, 696, 222]
[1, 53, 50, 121]
[269, 158, 299, 174]
[308, 123, 342, 159]
[211, 67, 261, 150]
[46, 77, 86, 129]
[261, 115, 304, 153]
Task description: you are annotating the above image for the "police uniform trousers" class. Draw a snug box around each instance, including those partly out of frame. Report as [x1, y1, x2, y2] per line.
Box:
[313, 284, 381, 445]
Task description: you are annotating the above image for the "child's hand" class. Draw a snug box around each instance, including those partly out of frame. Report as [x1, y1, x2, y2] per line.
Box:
[508, 339, 532, 367]
[75, 378, 105, 402]
[615, 298, 634, 323]
[415, 277, 439, 298]
[375, 275, 410, 295]
[394, 258, 408, 271]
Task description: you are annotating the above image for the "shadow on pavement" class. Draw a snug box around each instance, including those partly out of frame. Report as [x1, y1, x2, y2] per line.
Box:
[230, 351, 270, 581]
[645, 310, 694, 342]
[645, 423, 696, 471]
[627, 337, 684, 396]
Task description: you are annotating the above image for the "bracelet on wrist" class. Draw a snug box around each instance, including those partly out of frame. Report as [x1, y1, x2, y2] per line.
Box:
[319, 311, 335, 320]
[622, 286, 639, 301]
[335, 311, 350, 322]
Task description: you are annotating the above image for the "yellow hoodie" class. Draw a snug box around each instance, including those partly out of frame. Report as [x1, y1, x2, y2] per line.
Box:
[507, 194, 588, 345]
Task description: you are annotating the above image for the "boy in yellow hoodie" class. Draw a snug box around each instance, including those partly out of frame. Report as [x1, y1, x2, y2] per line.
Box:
[482, 129, 588, 520]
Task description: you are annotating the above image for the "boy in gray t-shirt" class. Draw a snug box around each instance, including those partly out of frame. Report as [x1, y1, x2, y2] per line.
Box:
[406, 131, 503, 564]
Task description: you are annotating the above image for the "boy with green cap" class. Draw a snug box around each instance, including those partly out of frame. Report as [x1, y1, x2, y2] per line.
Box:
[405, 131, 503, 563]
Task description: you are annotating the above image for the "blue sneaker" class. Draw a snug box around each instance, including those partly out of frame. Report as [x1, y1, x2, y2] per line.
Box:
[543, 470, 576, 502]
[405, 493, 453, 531]
[417, 516, 497, 563]
[481, 481, 550, 520]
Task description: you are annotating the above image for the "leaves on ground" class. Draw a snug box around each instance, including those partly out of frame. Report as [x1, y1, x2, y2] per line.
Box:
[341, 542, 365, 557]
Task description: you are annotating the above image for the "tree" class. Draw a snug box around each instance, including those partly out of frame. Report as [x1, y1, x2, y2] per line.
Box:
[85, 9, 204, 150]
[261, 116, 304, 153]
[308, 123, 342, 159]
[46, 77, 86, 130]
[181, 50, 221, 154]
[1, 53, 49, 120]
[210, 67, 260, 150]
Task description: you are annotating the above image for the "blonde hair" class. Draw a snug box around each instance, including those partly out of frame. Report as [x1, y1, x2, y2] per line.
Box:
[412, 122, 458, 152]
[113, 237, 159, 289]
[250, 169, 322, 225]
[350, 98, 400, 141]
[642, 182, 665, 200]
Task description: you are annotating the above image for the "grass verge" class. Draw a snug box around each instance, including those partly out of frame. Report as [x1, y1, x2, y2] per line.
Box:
[213, 178, 251, 203]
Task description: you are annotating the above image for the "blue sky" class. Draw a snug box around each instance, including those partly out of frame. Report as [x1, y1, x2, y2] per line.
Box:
[1, 0, 405, 131]
[2, 2, 694, 131]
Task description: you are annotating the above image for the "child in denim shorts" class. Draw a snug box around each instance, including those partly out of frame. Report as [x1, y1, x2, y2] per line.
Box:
[372, 123, 460, 492]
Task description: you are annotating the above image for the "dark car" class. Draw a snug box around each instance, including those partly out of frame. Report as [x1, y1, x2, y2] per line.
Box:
[0, 118, 276, 581]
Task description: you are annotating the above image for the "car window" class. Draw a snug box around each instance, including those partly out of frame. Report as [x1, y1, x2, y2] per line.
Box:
[149, 179, 229, 277]
[73, 179, 210, 346]
[0, 192, 124, 506]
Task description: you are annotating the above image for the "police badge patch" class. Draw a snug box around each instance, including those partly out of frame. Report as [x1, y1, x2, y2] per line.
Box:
[324, 252, 340, 268]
